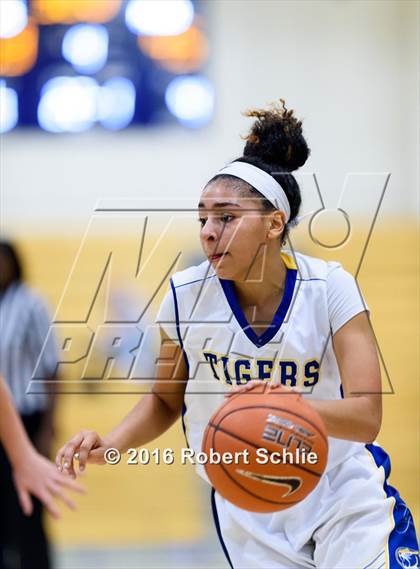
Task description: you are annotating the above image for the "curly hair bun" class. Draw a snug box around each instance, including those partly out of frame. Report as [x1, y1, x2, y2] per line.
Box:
[242, 99, 310, 171]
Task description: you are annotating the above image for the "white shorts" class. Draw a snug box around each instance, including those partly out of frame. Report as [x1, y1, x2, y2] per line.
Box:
[210, 444, 418, 569]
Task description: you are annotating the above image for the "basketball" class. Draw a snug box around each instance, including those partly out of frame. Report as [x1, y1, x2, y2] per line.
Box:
[202, 383, 328, 513]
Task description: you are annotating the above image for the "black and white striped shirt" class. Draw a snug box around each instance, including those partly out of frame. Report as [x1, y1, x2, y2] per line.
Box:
[0, 282, 58, 414]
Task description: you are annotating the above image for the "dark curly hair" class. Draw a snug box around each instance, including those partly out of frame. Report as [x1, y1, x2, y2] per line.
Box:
[207, 99, 310, 244]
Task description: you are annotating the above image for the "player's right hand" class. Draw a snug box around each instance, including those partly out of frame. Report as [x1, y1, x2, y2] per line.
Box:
[56, 430, 110, 477]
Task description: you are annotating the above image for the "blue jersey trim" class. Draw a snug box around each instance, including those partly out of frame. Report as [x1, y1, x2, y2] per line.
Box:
[181, 402, 188, 446]
[365, 444, 418, 567]
[169, 278, 190, 448]
[219, 268, 297, 349]
[211, 489, 234, 569]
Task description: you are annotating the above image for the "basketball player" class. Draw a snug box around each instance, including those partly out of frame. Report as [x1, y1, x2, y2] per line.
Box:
[56, 100, 418, 568]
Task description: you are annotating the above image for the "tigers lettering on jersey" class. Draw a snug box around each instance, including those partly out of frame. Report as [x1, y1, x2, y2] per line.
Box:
[203, 351, 320, 387]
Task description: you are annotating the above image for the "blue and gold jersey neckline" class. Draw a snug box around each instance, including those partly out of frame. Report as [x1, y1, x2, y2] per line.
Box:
[218, 252, 298, 349]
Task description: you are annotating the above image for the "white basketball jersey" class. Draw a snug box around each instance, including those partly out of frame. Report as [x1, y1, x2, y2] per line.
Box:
[156, 250, 370, 482]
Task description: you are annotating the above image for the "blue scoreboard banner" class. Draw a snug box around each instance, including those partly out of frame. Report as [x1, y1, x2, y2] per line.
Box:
[0, 0, 213, 133]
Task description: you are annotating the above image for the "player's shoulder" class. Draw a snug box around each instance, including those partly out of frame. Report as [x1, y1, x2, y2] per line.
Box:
[170, 260, 217, 294]
[289, 250, 344, 281]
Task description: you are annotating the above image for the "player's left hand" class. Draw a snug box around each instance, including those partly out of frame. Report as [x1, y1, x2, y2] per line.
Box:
[225, 380, 300, 398]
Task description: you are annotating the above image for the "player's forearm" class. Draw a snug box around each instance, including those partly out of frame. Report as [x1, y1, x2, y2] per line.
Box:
[0, 378, 35, 468]
[308, 395, 382, 443]
[103, 392, 181, 453]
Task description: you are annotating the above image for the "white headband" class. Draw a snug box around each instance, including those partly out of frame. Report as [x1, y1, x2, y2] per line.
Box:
[215, 162, 291, 222]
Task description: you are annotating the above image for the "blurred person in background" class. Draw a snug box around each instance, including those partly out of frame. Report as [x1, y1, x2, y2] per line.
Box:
[0, 375, 84, 519]
[0, 241, 59, 569]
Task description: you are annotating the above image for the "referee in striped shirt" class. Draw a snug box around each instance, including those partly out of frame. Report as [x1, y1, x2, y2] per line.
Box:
[0, 241, 58, 569]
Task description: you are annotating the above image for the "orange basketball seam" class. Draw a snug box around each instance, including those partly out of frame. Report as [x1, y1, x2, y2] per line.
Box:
[211, 404, 329, 446]
[207, 422, 323, 479]
[207, 425, 302, 508]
